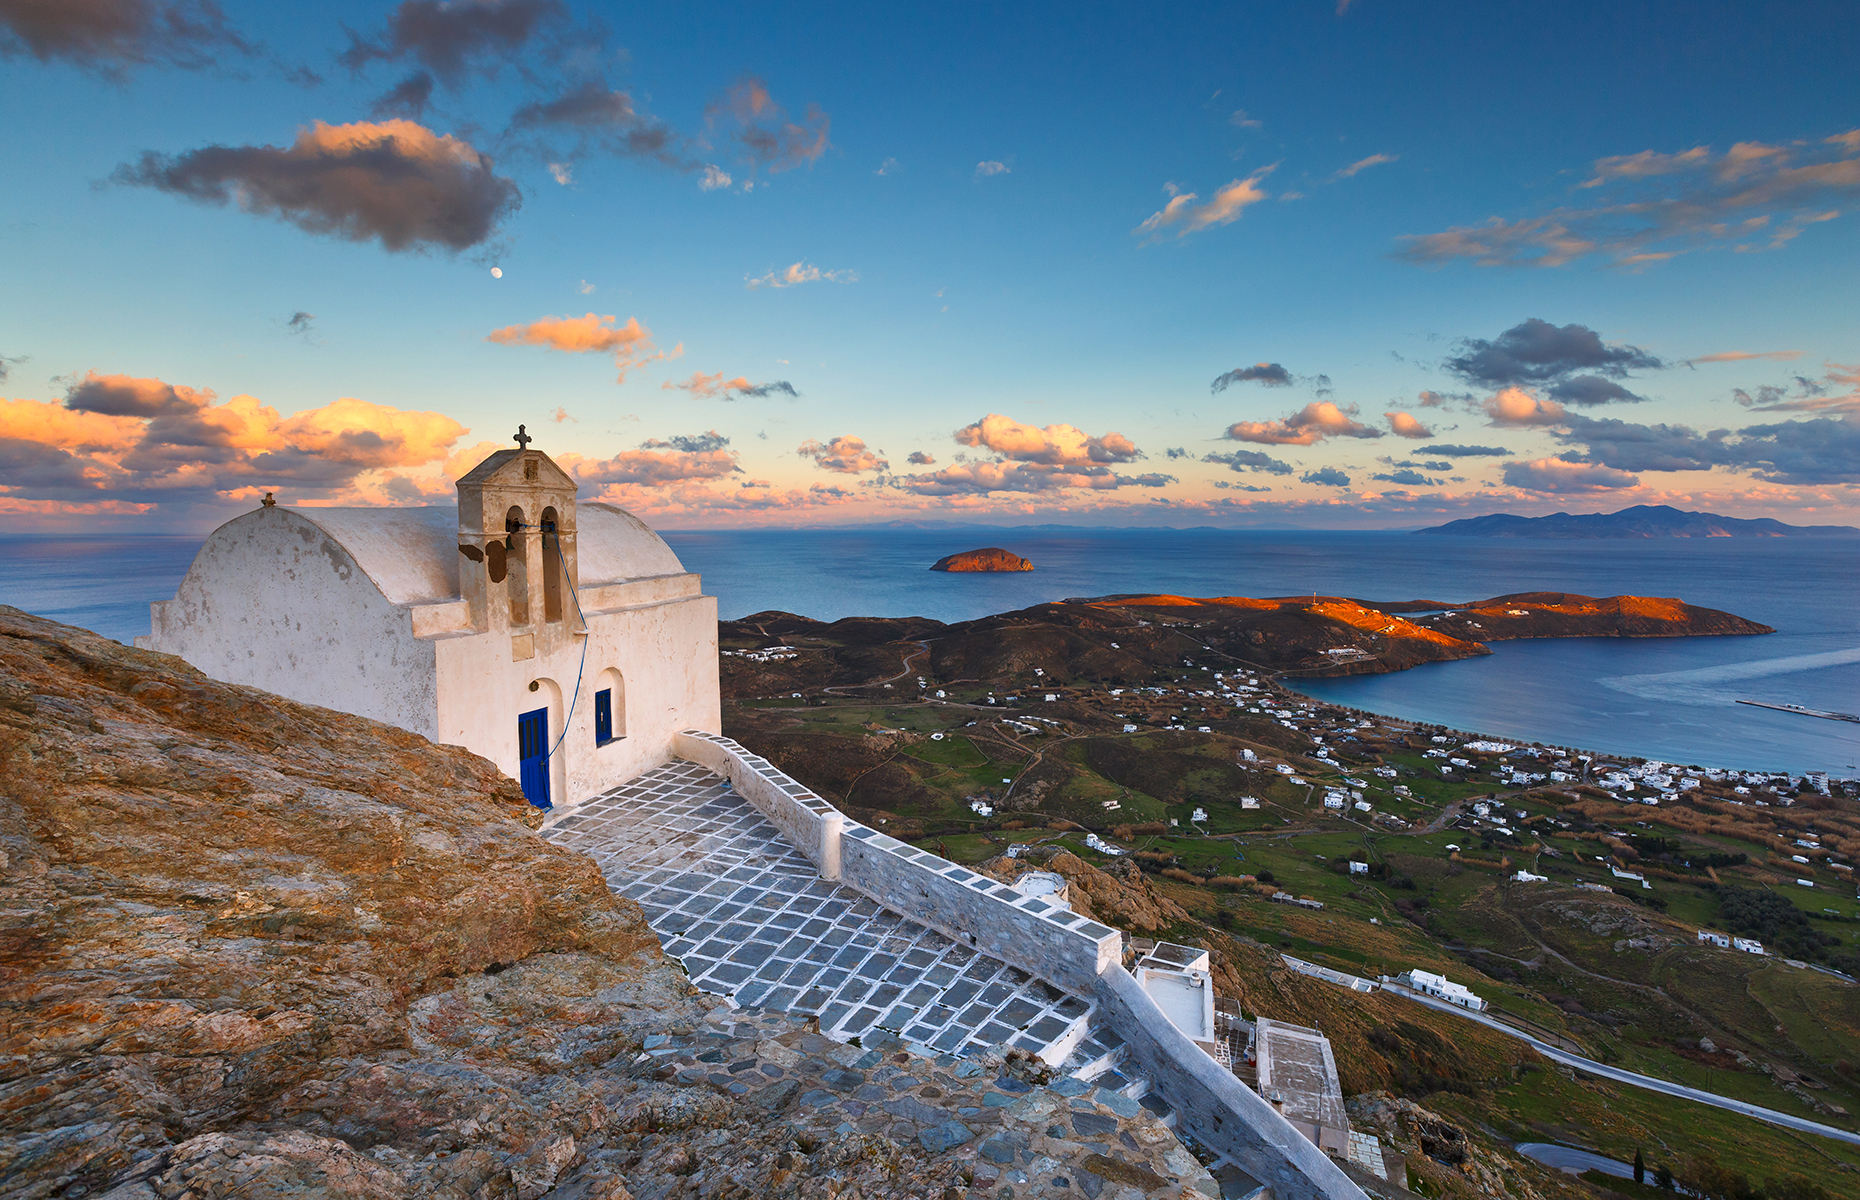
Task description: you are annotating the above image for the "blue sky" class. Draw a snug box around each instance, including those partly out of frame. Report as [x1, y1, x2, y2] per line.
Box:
[2, 0, 1856, 530]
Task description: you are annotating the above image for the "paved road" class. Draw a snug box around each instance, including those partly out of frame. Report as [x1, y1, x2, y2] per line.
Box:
[1385, 984, 1860, 1147]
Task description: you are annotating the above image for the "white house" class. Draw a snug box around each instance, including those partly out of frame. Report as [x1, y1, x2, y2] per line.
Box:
[1697, 930, 1731, 948]
[137, 437, 720, 811]
[1398, 969, 1487, 1011]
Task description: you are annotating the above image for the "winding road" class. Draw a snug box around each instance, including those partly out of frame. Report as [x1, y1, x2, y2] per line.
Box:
[1385, 983, 1860, 1147]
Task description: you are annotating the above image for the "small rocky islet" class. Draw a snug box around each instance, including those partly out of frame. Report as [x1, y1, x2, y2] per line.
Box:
[931, 548, 1034, 573]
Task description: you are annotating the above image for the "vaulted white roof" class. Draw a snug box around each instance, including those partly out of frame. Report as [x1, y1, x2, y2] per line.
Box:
[244, 501, 686, 608]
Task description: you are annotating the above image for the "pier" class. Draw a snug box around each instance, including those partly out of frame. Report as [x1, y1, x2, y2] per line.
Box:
[1735, 699, 1860, 724]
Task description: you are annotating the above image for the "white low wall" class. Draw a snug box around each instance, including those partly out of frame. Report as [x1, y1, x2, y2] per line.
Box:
[671, 736, 1367, 1200]
[837, 822, 1123, 997]
[674, 730, 843, 879]
[1095, 966, 1367, 1200]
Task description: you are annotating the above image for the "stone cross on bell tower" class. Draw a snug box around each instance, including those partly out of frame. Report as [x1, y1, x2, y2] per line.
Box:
[514, 425, 532, 450]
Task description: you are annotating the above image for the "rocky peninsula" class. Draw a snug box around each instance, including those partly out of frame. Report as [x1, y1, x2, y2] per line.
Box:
[931, 548, 1034, 572]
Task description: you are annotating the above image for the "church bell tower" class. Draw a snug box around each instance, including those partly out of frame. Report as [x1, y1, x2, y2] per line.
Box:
[455, 425, 581, 660]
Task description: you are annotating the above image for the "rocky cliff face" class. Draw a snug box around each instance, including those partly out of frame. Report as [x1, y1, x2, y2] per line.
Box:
[0, 608, 1221, 1200]
[930, 548, 1034, 572]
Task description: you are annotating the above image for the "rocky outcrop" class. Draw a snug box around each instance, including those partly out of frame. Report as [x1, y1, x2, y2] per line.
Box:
[976, 848, 1191, 933]
[0, 607, 1224, 1199]
[930, 548, 1034, 572]
[1346, 1092, 1560, 1200]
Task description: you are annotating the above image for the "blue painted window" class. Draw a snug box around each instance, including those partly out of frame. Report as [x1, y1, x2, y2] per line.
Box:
[518, 706, 550, 809]
[595, 688, 613, 745]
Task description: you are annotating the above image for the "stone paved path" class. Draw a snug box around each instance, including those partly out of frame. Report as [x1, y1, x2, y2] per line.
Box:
[603, 1005, 1219, 1200]
[543, 760, 1099, 1061]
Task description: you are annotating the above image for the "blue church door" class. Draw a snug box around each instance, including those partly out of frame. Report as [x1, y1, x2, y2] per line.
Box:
[518, 706, 551, 809]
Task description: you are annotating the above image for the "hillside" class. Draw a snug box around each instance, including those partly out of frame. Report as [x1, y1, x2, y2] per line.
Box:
[1415, 505, 1860, 538]
[717, 601, 1859, 1199]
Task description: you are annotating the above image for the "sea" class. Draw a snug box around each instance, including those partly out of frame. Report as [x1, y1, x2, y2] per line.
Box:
[3, 527, 1855, 776]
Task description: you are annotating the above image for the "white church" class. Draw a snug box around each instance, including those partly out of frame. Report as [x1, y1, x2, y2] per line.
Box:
[137, 432, 720, 810]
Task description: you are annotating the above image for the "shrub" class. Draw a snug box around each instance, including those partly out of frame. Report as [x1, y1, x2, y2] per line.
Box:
[1161, 867, 1201, 884]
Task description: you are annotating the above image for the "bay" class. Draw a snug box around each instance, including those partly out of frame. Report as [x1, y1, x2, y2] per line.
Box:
[2, 525, 1854, 774]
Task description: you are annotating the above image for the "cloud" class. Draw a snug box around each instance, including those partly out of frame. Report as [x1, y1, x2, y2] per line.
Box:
[1224, 401, 1382, 445]
[1445, 318, 1663, 389]
[876, 157, 900, 175]
[1692, 349, 1803, 364]
[506, 79, 683, 167]
[1229, 110, 1262, 129]
[1164, 447, 1189, 459]
[882, 413, 1165, 495]
[339, 0, 568, 86]
[1210, 362, 1293, 391]
[644, 431, 728, 453]
[954, 413, 1142, 465]
[1398, 130, 1860, 268]
[371, 71, 436, 118]
[0, 0, 256, 76]
[561, 432, 740, 487]
[1729, 363, 1860, 414]
[975, 161, 1010, 177]
[1548, 411, 1860, 485]
[746, 261, 858, 289]
[700, 165, 732, 190]
[0, 371, 467, 509]
[0, 351, 24, 382]
[887, 460, 1175, 496]
[1213, 481, 1273, 493]
[1415, 390, 1452, 408]
[115, 120, 521, 254]
[1385, 411, 1433, 438]
[1301, 467, 1351, 488]
[1202, 450, 1294, 476]
[1371, 469, 1438, 486]
[798, 435, 887, 474]
[1547, 375, 1647, 405]
[1501, 458, 1641, 493]
[1483, 387, 1568, 427]
[1135, 166, 1275, 240]
[285, 311, 315, 337]
[485, 312, 668, 382]
[1428, 443, 1512, 457]
[704, 76, 829, 175]
[907, 451, 935, 465]
[1332, 153, 1397, 181]
[661, 371, 797, 400]
[550, 406, 574, 423]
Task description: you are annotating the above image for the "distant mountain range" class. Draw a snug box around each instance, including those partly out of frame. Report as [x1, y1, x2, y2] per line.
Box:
[1416, 505, 1860, 539]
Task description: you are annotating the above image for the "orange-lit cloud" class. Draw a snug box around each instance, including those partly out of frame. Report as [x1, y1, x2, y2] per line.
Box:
[485, 312, 673, 382]
[1135, 166, 1275, 240]
[116, 120, 520, 253]
[1385, 411, 1434, 438]
[797, 435, 887, 473]
[1484, 387, 1568, 426]
[954, 413, 1142, 465]
[1691, 350, 1804, 363]
[1224, 401, 1382, 445]
[0, 372, 468, 512]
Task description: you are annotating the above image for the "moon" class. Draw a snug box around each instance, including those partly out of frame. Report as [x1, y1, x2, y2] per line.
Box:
[491, 267, 503, 278]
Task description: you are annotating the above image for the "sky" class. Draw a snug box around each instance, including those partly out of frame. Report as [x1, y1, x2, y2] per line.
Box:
[2, 0, 1857, 532]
